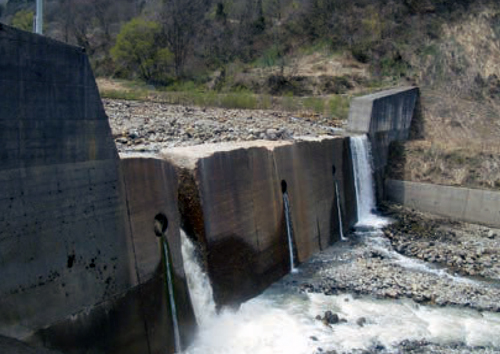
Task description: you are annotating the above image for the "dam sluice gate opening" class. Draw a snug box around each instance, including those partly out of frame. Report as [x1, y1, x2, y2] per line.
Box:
[176, 134, 500, 354]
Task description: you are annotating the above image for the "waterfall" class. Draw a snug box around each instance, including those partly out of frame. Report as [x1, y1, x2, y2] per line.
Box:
[180, 230, 216, 325]
[162, 239, 182, 353]
[283, 191, 297, 273]
[350, 135, 388, 228]
[334, 181, 347, 241]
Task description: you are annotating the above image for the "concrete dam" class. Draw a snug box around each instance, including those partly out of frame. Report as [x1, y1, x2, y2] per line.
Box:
[8, 24, 488, 354]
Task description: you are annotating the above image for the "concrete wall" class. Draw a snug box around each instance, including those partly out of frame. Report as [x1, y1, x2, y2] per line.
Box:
[347, 87, 419, 201]
[0, 23, 134, 341]
[163, 137, 357, 306]
[0, 25, 194, 354]
[120, 158, 197, 352]
[385, 179, 500, 228]
[0, 335, 64, 354]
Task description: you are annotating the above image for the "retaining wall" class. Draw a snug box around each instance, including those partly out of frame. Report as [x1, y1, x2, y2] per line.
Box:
[163, 137, 357, 306]
[385, 179, 500, 228]
[347, 87, 419, 201]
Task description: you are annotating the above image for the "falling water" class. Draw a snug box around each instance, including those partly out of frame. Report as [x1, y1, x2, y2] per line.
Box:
[177, 134, 500, 354]
[334, 181, 347, 241]
[180, 230, 216, 325]
[350, 135, 388, 228]
[283, 191, 298, 273]
[162, 239, 182, 353]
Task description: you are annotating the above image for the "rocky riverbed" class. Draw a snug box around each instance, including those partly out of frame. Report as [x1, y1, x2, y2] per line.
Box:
[275, 203, 500, 354]
[293, 226, 500, 313]
[381, 203, 500, 281]
[104, 99, 343, 153]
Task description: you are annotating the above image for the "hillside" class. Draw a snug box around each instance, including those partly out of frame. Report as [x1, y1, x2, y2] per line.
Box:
[387, 8, 500, 190]
[3, 0, 500, 190]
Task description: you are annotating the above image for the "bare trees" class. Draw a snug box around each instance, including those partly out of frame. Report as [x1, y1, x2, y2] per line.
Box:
[48, 0, 135, 54]
[161, 0, 211, 77]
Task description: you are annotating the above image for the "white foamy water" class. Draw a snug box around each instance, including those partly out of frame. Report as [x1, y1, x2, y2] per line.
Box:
[181, 228, 500, 354]
[180, 231, 216, 325]
[350, 135, 389, 229]
[182, 286, 500, 354]
[306, 293, 500, 350]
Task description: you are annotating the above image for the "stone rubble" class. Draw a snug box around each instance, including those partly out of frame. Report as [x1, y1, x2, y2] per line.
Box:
[291, 203, 500, 314]
[284, 203, 500, 354]
[103, 99, 344, 153]
[382, 203, 500, 281]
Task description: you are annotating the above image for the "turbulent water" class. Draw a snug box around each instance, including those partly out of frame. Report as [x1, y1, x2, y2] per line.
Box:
[179, 134, 500, 354]
[181, 231, 500, 354]
[181, 231, 217, 326]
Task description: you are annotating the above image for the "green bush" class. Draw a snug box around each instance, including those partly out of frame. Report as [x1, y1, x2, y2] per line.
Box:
[255, 46, 280, 67]
[10, 9, 33, 32]
[111, 18, 173, 82]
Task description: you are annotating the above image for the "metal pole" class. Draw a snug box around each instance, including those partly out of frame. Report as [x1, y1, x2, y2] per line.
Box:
[35, 0, 43, 34]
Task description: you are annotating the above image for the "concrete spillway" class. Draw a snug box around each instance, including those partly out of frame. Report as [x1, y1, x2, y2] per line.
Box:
[0, 24, 420, 354]
[161, 137, 357, 306]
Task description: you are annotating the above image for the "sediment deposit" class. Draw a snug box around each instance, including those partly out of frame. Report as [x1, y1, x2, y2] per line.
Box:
[104, 99, 343, 153]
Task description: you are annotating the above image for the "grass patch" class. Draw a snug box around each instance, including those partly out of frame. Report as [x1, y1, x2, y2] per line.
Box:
[220, 92, 258, 109]
[98, 79, 351, 119]
[280, 93, 300, 112]
[100, 88, 148, 101]
[328, 95, 350, 119]
[303, 97, 325, 114]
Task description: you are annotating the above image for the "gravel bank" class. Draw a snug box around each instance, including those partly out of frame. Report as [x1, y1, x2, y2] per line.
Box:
[273, 205, 500, 353]
[381, 203, 500, 281]
[295, 233, 500, 313]
[104, 99, 344, 153]
[286, 204, 500, 313]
